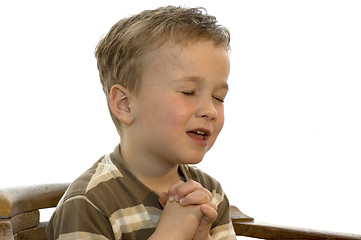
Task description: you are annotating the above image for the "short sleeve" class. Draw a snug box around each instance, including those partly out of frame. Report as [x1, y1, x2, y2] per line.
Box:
[46, 195, 115, 240]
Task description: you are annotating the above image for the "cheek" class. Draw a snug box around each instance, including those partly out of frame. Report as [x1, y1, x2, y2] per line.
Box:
[160, 97, 191, 125]
[142, 95, 190, 127]
[216, 107, 225, 131]
[150, 98, 192, 144]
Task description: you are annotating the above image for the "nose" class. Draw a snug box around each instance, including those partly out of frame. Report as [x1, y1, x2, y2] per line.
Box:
[196, 97, 218, 121]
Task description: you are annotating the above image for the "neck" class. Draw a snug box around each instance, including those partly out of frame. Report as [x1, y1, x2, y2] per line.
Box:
[120, 141, 181, 194]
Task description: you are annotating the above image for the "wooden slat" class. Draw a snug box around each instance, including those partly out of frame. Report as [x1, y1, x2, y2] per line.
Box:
[0, 183, 69, 218]
[230, 205, 254, 222]
[0, 219, 14, 240]
[233, 221, 361, 240]
[11, 210, 39, 234]
[14, 222, 47, 240]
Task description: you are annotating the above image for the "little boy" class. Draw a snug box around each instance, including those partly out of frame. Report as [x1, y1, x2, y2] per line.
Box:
[46, 6, 236, 240]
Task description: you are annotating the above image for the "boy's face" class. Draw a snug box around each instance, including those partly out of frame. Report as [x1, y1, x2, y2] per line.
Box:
[128, 40, 230, 166]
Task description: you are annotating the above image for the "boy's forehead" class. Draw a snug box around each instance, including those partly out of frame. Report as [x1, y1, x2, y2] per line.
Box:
[173, 76, 229, 90]
[146, 40, 228, 67]
[139, 39, 230, 91]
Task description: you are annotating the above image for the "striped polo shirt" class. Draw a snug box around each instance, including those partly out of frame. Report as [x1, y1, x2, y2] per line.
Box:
[46, 145, 236, 240]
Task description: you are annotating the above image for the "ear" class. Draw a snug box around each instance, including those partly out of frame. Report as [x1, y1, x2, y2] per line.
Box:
[109, 84, 134, 125]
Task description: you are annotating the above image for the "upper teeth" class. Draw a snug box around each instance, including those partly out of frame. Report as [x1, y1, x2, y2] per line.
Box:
[196, 130, 206, 135]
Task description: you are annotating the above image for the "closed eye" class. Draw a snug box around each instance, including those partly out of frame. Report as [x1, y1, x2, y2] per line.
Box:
[181, 91, 197, 96]
[213, 96, 225, 103]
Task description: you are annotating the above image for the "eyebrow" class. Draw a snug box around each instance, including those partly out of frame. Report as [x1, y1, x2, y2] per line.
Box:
[173, 76, 229, 90]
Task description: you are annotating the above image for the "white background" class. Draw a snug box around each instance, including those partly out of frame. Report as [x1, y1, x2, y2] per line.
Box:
[1, 0, 360, 236]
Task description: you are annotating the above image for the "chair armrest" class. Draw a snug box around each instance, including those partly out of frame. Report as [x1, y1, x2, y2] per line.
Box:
[230, 205, 254, 222]
[230, 205, 361, 239]
[0, 183, 69, 218]
[232, 221, 361, 240]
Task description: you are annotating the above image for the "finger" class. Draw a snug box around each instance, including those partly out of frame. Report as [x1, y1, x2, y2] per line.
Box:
[174, 180, 204, 201]
[193, 203, 218, 240]
[179, 188, 212, 206]
[158, 192, 169, 208]
[167, 180, 184, 201]
[200, 202, 218, 224]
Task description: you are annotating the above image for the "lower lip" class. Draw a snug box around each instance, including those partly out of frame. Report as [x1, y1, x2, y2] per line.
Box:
[187, 132, 208, 147]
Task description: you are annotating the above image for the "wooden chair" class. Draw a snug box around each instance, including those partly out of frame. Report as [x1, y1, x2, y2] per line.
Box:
[1, 183, 360, 240]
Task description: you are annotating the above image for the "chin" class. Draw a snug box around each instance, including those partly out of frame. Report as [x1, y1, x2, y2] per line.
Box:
[184, 155, 205, 165]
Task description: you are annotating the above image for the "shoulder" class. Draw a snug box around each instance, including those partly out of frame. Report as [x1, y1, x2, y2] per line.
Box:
[46, 155, 118, 239]
[59, 154, 124, 211]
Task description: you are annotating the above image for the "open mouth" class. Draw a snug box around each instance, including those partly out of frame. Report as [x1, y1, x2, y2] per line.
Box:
[187, 129, 210, 141]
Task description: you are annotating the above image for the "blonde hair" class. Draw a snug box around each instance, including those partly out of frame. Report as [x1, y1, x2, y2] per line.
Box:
[95, 5, 230, 134]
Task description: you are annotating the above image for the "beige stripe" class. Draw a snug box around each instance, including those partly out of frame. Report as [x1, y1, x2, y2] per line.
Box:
[61, 195, 103, 214]
[145, 206, 161, 226]
[56, 231, 110, 240]
[211, 189, 224, 207]
[110, 205, 159, 239]
[210, 221, 237, 240]
[86, 154, 123, 192]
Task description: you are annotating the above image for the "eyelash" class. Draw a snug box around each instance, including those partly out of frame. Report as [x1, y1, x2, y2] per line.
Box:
[213, 96, 225, 103]
[181, 91, 225, 103]
[182, 91, 196, 96]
